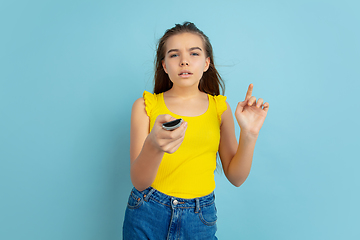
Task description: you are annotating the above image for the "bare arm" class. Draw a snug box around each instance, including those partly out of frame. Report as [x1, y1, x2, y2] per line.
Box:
[218, 103, 258, 187]
[219, 84, 269, 187]
[130, 97, 187, 191]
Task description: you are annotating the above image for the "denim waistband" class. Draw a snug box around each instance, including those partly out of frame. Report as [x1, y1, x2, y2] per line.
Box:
[130, 187, 215, 212]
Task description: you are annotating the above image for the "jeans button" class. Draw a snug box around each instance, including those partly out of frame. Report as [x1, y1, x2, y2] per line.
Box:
[173, 199, 178, 205]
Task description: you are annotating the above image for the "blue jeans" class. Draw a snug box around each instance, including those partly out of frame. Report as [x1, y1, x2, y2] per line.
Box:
[123, 187, 218, 240]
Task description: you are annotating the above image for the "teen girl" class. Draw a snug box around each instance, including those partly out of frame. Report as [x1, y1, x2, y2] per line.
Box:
[123, 22, 269, 240]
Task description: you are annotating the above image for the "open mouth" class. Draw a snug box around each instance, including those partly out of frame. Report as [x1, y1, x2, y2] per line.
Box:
[179, 71, 193, 76]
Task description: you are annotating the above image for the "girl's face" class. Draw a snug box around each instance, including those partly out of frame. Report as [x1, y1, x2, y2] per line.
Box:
[162, 33, 210, 90]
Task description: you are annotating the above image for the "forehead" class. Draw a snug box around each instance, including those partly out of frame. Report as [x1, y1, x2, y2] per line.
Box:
[165, 32, 205, 50]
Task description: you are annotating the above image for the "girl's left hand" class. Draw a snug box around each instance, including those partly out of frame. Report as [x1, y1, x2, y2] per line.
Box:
[235, 84, 269, 137]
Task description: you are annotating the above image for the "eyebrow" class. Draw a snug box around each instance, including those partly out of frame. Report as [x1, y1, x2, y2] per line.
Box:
[167, 47, 203, 54]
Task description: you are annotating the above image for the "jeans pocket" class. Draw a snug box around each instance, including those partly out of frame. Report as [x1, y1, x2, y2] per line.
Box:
[198, 202, 217, 226]
[127, 188, 144, 209]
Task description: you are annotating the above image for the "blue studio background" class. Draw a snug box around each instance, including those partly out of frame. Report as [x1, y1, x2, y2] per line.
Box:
[1, 0, 359, 239]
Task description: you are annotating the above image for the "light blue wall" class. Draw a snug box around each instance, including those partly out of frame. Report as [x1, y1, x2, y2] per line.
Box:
[1, 0, 359, 239]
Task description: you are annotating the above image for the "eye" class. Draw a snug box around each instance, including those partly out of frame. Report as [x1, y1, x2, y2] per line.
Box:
[191, 52, 199, 56]
[170, 54, 178, 58]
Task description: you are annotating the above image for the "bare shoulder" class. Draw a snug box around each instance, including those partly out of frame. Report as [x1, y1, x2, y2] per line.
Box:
[131, 97, 149, 127]
[221, 101, 233, 126]
[132, 97, 146, 111]
[224, 101, 231, 109]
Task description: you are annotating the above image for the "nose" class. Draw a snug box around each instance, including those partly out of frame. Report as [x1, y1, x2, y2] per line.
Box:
[180, 57, 189, 66]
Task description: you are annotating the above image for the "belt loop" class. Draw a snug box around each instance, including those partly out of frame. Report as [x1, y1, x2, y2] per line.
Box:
[144, 188, 155, 202]
[195, 198, 200, 213]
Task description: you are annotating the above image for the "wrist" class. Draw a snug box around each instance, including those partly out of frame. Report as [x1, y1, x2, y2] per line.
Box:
[145, 134, 164, 155]
[239, 128, 259, 140]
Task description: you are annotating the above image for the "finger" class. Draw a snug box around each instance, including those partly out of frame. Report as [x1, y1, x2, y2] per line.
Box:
[162, 129, 187, 153]
[172, 138, 186, 152]
[162, 121, 187, 139]
[171, 121, 187, 134]
[262, 102, 269, 113]
[156, 114, 176, 125]
[172, 121, 187, 137]
[164, 138, 185, 154]
[245, 83, 253, 101]
[247, 96, 257, 106]
[236, 101, 247, 113]
[256, 98, 264, 108]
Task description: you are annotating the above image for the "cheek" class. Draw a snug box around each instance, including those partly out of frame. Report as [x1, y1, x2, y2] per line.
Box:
[194, 60, 207, 73]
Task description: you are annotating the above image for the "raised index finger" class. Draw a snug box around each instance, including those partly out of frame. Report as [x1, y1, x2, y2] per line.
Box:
[245, 83, 253, 101]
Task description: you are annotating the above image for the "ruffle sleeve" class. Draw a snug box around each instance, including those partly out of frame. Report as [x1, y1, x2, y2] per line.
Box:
[143, 91, 157, 117]
[214, 95, 227, 123]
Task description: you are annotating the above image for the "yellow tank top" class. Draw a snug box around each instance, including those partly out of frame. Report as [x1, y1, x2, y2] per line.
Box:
[143, 91, 227, 198]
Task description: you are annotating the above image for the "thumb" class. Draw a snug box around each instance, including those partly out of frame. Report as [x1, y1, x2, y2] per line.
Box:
[236, 100, 247, 113]
[156, 114, 176, 125]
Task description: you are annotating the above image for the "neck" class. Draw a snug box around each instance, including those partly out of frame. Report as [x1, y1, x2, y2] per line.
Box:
[166, 85, 203, 99]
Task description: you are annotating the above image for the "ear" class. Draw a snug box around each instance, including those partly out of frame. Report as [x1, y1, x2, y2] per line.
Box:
[204, 57, 210, 72]
[162, 60, 168, 74]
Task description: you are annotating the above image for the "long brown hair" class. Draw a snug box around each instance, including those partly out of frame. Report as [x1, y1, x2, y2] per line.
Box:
[154, 22, 225, 96]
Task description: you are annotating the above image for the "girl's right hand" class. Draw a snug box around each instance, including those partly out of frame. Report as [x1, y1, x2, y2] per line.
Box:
[148, 114, 187, 154]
